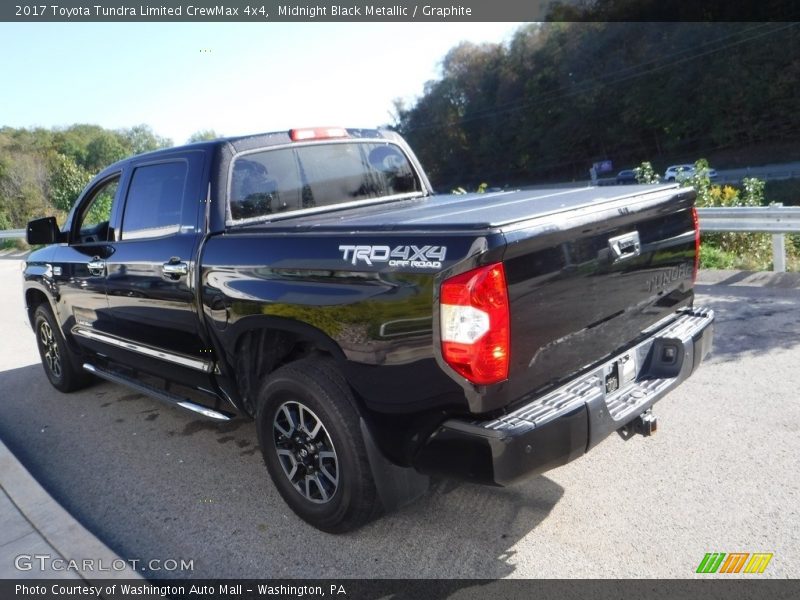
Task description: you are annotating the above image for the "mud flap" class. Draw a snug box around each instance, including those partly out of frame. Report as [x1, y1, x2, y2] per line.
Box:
[360, 419, 430, 513]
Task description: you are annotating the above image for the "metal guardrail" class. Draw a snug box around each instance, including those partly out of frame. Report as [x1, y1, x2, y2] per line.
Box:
[696, 206, 800, 233]
[0, 228, 24, 240]
[697, 205, 800, 272]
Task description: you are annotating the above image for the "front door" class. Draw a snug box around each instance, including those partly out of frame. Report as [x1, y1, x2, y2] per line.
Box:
[52, 172, 121, 349]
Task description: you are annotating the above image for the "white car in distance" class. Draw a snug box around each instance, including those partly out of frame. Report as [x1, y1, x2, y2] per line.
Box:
[664, 164, 719, 182]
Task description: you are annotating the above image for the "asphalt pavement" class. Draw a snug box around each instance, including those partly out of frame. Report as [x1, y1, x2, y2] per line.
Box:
[0, 260, 798, 579]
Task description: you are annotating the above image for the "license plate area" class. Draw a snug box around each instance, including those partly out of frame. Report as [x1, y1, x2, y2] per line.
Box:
[604, 352, 636, 395]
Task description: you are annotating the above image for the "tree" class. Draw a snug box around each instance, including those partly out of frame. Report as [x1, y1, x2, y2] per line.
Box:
[0, 153, 49, 226]
[85, 132, 127, 172]
[122, 124, 173, 155]
[49, 153, 92, 212]
[396, 22, 800, 188]
[0, 123, 175, 230]
[187, 129, 221, 143]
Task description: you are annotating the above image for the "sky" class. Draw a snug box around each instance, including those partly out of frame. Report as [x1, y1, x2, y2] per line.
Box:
[0, 22, 521, 144]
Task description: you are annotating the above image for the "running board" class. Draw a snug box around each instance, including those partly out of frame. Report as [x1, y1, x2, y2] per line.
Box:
[83, 363, 232, 421]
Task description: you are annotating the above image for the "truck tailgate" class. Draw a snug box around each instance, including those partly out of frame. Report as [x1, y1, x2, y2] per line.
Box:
[497, 185, 698, 408]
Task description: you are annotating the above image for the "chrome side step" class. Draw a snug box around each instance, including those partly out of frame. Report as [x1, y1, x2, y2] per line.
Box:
[82, 363, 232, 421]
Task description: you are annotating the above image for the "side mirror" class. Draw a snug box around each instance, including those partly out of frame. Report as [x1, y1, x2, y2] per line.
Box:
[26, 217, 62, 245]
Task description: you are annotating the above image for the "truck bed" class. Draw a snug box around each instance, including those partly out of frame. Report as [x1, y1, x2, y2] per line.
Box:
[229, 184, 685, 232]
[215, 182, 699, 417]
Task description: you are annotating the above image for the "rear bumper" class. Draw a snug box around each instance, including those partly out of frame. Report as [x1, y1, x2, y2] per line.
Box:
[413, 307, 714, 485]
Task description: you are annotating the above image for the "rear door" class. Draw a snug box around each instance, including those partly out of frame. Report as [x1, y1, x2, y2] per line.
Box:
[100, 150, 213, 388]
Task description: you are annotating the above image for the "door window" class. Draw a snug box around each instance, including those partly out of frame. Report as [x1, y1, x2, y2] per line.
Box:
[121, 162, 188, 240]
[74, 176, 119, 244]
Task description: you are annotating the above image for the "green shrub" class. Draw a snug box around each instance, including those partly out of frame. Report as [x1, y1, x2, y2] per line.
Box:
[683, 160, 783, 270]
[634, 161, 660, 184]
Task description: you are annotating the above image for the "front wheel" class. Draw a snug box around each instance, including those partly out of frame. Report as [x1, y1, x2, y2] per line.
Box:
[33, 304, 92, 392]
[255, 357, 379, 533]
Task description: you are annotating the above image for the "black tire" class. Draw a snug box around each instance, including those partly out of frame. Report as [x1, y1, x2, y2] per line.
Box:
[255, 357, 379, 533]
[33, 304, 92, 393]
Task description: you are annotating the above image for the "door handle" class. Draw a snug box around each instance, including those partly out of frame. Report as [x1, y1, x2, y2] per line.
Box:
[87, 257, 105, 276]
[608, 231, 641, 263]
[162, 260, 189, 280]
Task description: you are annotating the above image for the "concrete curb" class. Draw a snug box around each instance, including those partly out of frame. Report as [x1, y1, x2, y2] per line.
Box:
[0, 438, 143, 581]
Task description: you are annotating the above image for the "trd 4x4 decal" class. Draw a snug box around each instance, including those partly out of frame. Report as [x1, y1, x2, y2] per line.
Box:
[339, 245, 447, 268]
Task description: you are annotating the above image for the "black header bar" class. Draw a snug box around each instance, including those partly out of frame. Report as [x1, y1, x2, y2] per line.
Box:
[3, 0, 800, 22]
[2, 579, 800, 600]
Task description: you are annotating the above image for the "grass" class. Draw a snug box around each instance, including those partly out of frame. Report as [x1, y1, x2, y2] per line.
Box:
[700, 240, 800, 272]
[0, 238, 28, 251]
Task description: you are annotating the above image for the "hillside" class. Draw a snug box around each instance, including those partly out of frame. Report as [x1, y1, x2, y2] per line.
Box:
[394, 22, 800, 189]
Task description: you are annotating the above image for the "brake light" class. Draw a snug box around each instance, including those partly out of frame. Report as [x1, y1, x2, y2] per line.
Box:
[289, 127, 349, 141]
[440, 262, 510, 385]
[691, 207, 700, 283]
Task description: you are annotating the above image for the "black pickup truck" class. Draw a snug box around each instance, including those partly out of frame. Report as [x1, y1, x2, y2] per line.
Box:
[23, 127, 713, 532]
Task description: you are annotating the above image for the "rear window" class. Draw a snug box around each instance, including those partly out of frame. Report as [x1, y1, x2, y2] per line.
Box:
[228, 141, 421, 221]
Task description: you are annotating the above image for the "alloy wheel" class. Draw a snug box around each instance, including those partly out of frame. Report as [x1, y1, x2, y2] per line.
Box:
[273, 400, 339, 504]
[39, 321, 62, 379]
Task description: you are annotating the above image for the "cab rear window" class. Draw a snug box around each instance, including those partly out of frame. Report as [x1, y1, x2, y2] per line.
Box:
[228, 141, 421, 221]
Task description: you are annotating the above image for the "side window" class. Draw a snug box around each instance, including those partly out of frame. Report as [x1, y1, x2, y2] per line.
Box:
[121, 162, 187, 241]
[75, 176, 119, 244]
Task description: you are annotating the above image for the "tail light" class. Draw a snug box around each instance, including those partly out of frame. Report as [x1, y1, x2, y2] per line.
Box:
[691, 207, 700, 283]
[289, 127, 349, 141]
[440, 262, 510, 385]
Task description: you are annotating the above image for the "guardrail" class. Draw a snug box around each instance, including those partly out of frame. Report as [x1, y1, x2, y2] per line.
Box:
[0, 229, 24, 240]
[696, 204, 800, 272]
[716, 167, 800, 184]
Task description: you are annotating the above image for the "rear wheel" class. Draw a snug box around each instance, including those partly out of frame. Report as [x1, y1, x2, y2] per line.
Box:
[33, 304, 92, 392]
[255, 357, 379, 533]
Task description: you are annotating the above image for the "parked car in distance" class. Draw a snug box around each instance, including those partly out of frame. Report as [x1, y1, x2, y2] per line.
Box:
[616, 169, 637, 184]
[664, 164, 718, 182]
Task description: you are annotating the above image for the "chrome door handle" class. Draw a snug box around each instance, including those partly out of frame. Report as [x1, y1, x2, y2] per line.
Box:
[162, 260, 189, 279]
[608, 231, 641, 263]
[87, 257, 105, 276]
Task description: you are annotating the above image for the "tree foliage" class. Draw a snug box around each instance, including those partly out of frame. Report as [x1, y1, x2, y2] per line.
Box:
[0, 124, 173, 229]
[545, 0, 797, 22]
[395, 22, 800, 190]
[634, 161, 660, 184]
[680, 160, 778, 269]
[188, 129, 222, 143]
[48, 153, 92, 213]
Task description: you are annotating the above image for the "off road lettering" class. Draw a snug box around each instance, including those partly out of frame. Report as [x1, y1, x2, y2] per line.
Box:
[339, 245, 446, 268]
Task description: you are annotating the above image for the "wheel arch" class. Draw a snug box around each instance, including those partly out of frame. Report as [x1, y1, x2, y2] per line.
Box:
[24, 285, 56, 329]
[220, 315, 351, 416]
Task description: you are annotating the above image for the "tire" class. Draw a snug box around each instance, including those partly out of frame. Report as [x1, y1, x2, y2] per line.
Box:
[33, 304, 92, 393]
[255, 357, 380, 533]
